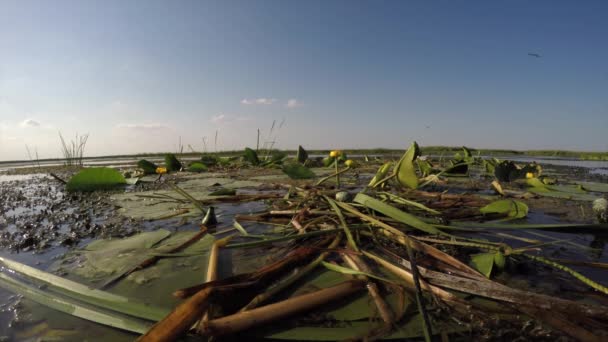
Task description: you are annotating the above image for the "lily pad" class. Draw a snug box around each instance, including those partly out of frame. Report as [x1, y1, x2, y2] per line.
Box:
[66, 167, 126, 192]
[187, 162, 208, 173]
[480, 199, 529, 220]
[282, 163, 316, 179]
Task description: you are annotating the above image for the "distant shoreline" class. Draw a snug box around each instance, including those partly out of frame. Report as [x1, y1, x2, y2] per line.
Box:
[1, 146, 607, 165]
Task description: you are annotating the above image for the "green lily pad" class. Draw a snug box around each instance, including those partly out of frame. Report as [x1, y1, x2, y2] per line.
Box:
[66, 167, 126, 192]
[282, 163, 316, 179]
[480, 199, 529, 220]
[187, 162, 208, 173]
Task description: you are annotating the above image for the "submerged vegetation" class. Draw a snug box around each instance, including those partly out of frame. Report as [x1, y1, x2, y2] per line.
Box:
[0, 141, 607, 341]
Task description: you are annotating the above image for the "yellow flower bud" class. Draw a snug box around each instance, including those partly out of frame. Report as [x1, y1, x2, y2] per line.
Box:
[345, 159, 354, 167]
[525, 172, 534, 179]
[156, 167, 168, 174]
[329, 150, 341, 158]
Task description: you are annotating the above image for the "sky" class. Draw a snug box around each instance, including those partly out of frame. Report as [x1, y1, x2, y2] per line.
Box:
[1, 0, 607, 161]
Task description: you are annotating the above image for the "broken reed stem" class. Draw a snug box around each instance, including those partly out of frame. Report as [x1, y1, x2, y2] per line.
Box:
[197, 236, 233, 332]
[169, 183, 207, 213]
[335, 201, 484, 279]
[342, 254, 394, 324]
[362, 251, 463, 305]
[404, 237, 432, 342]
[240, 234, 343, 311]
[371, 172, 396, 188]
[316, 166, 351, 186]
[201, 280, 365, 337]
[325, 196, 358, 251]
[521, 254, 608, 295]
[137, 287, 213, 342]
[225, 227, 363, 249]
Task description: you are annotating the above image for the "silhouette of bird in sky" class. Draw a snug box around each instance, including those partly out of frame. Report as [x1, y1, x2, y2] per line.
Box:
[528, 53, 541, 58]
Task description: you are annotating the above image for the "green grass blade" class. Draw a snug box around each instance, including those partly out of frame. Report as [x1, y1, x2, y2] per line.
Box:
[0, 257, 168, 322]
[353, 193, 444, 235]
[0, 273, 151, 334]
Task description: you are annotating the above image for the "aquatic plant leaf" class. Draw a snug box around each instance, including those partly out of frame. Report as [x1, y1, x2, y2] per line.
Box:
[494, 252, 506, 270]
[244, 147, 260, 165]
[354, 193, 442, 235]
[282, 163, 316, 179]
[0, 273, 152, 334]
[200, 154, 218, 166]
[491, 180, 505, 196]
[0, 257, 168, 322]
[296, 145, 308, 164]
[137, 159, 158, 175]
[187, 162, 208, 173]
[368, 162, 392, 187]
[322, 156, 335, 167]
[164, 154, 182, 171]
[416, 159, 433, 177]
[394, 142, 420, 189]
[494, 160, 519, 182]
[66, 167, 126, 192]
[470, 252, 495, 278]
[480, 199, 528, 220]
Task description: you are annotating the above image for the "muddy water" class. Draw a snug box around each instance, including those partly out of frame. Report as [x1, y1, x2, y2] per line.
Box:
[0, 162, 607, 341]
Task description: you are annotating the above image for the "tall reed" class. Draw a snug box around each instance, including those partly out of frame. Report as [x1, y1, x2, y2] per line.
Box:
[58, 132, 89, 166]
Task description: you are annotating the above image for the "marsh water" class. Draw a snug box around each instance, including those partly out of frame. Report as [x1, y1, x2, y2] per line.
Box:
[0, 155, 607, 341]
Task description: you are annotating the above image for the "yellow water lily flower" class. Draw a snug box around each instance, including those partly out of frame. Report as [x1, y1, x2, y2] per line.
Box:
[329, 150, 341, 158]
[345, 159, 354, 167]
[156, 167, 168, 174]
[525, 172, 534, 179]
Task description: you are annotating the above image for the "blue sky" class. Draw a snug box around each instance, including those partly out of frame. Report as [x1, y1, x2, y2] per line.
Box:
[1, 0, 607, 160]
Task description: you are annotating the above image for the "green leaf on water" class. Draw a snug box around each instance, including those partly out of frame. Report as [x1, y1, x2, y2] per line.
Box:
[394, 142, 420, 189]
[66, 167, 126, 192]
[137, 159, 158, 175]
[494, 252, 506, 270]
[244, 147, 260, 165]
[470, 252, 495, 278]
[282, 163, 316, 179]
[187, 162, 208, 173]
[480, 199, 529, 220]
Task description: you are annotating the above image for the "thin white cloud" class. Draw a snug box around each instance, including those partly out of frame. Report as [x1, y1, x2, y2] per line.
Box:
[286, 99, 302, 108]
[211, 114, 250, 125]
[241, 98, 277, 105]
[115, 123, 169, 130]
[20, 119, 41, 127]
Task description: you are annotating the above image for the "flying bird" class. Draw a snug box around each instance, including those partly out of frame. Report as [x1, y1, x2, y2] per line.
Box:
[528, 53, 541, 58]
